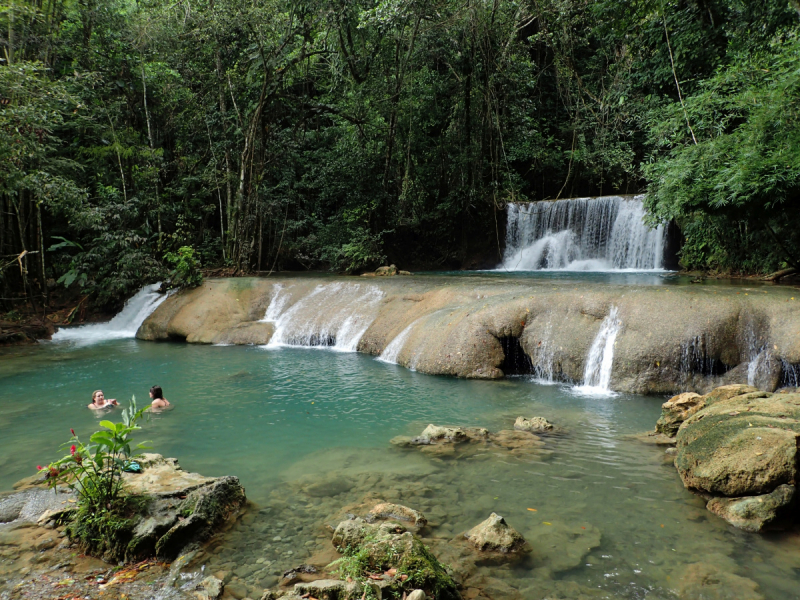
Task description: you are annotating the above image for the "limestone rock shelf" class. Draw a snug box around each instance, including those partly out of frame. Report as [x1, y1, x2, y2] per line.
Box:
[137, 276, 800, 395]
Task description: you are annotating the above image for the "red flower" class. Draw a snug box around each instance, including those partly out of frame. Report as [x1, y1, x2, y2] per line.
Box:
[49, 467, 58, 478]
[70, 445, 76, 455]
[70, 429, 75, 436]
[74, 455, 83, 465]
[37, 465, 43, 471]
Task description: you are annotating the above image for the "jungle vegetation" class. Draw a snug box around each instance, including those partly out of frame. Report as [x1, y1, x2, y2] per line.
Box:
[1, 0, 798, 309]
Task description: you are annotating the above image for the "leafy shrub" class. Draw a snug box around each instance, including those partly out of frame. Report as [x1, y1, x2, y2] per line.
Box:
[40, 398, 151, 556]
[164, 246, 203, 288]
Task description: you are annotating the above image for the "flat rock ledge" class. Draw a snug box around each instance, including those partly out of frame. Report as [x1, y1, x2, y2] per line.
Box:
[660, 385, 800, 531]
[464, 512, 527, 554]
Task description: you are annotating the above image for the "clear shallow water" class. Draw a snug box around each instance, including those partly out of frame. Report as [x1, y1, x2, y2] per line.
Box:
[1, 341, 799, 599]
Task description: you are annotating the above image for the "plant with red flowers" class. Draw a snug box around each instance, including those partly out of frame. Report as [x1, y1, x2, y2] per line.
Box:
[41, 397, 150, 514]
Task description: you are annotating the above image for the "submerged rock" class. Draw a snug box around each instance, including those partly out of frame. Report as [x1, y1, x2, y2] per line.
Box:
[464, 513, 526, 554]
[673, 386, 800, 530]
[514, 416, 554, 433]
[678, 562, 764, 600]
[706, 484, 795, 533]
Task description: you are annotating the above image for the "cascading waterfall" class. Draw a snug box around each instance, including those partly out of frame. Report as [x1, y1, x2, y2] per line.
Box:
[575, 307, 621, 395]
[529, 322, 556, 384]
[378, 318, 423, 365]
[263, 283, 384, 352]
[500, 195, 666, 271]
[51, 283, 167, 343]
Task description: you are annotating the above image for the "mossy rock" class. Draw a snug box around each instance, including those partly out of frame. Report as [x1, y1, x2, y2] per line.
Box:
[331, 517, 460, 600]
[676, 392, 800, 497]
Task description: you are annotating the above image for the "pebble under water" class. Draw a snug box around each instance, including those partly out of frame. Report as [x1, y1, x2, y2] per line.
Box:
[1, 340, 799, 599]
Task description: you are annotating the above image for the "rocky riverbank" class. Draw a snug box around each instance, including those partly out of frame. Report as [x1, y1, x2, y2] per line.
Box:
[651, 384, 800, 532]
[136, 275, 800, 395]
[0, 454, 245, 600]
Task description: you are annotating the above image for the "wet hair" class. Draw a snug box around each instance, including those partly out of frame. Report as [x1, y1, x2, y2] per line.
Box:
[150, 385, 164, 400]
[92, 390, 103, 403]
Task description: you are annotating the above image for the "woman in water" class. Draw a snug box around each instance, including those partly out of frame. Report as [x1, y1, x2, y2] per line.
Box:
[149, 385, 171, 409]
[88, 390, 119, 410]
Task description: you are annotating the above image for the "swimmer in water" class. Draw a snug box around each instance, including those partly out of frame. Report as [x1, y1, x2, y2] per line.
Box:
[149, 385, 171, 410]
[88, 390, 119, 410]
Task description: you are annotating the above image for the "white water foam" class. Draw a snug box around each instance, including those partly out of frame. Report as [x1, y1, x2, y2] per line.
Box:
[500, 195, 666, 272]
[51, 283, 167, 343]
[574, 307, 621, 396]
[264, 282, 384, 352]
[378, 318, 423, 365]
[260, 283, 290, 323]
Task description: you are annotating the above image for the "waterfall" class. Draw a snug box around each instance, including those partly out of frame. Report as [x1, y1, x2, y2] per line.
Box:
[264, 282, 383, 352]
[378, 319, 422, 365]
[529, 322, 557, 384]
[52, 283, 167, 343]
[500, 195, 666, 271]
[261, 284, 290, 322]
[575, 307, 621, 395]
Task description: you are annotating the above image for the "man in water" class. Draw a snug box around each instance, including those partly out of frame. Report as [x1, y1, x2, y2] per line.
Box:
[88, 390, 119, 410]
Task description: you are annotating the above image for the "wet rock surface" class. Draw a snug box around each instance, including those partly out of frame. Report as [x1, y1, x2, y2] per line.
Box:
[513, 416, 554, 433]
[139, 275, 800, 394]
[391, 423, 548, 459]
[672, 386, 800, 530]
[464, 513, 527, 554]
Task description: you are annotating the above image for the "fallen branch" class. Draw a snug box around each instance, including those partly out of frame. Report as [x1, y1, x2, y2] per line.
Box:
[764, 267, 797, 282]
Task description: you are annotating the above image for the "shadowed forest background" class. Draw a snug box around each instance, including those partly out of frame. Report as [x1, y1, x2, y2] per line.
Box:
[1, 0, 799, 309]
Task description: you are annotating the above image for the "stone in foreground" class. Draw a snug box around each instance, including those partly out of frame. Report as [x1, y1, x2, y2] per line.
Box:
[673, 386, 800, 531]
[331, 516, 459, 599]
[464, 512, 526, 553]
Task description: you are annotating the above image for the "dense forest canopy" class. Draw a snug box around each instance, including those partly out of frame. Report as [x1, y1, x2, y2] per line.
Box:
[1, 0, 798, 309]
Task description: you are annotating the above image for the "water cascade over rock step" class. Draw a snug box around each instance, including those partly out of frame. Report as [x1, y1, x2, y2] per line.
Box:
[500, 195, 668, 271]
[137, 277, 800, 395]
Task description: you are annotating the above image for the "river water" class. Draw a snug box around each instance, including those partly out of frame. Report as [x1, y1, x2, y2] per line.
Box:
[1, 336, 798, 599]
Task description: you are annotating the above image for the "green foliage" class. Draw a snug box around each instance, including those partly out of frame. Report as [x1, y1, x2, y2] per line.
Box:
[1, 0, 798, 295]
[41, 397, 152, 557]
[43, 397, 150, 513]
[329, 528, 458, 600]
[164, 246, 203, 288]
[644, 36, 800, 272]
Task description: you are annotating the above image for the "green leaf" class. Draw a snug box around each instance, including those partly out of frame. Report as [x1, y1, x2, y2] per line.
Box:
[99, 421, 116, 432]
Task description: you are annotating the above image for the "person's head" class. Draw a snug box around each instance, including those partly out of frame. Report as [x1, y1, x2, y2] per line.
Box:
[92, 390, 105, 404]
[150, 385, 164, 400]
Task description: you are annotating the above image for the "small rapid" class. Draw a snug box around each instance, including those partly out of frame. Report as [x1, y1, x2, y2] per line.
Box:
[263, 282, 384, 352]
[51, 283, 167, 343]
[500, 195, 666, 272]
[574, 306, 621, 396]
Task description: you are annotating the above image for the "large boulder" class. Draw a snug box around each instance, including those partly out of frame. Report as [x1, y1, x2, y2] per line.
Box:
[674, 387, 800, 530]
[68, 454, 246, 562]
[463, 513, 526, 554]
